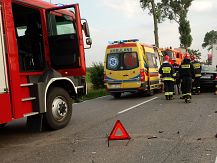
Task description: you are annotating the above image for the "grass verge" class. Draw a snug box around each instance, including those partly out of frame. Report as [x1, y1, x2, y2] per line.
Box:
[83, 88, 108, 100]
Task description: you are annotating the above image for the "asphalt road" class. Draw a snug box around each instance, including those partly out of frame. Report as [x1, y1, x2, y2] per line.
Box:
[0, 92, 217, 163]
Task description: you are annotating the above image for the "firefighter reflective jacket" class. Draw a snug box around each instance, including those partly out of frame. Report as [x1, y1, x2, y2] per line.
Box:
[159, 61, 175, 81]
[179, 59, 195, 79]
[191, 61, 201, 77]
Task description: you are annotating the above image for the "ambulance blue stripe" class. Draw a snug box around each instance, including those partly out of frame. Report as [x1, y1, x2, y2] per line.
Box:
[105, 75, 140, 83]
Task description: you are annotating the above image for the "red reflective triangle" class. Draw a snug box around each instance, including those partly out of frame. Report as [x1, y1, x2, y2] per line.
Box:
[108, 120, 131, 140]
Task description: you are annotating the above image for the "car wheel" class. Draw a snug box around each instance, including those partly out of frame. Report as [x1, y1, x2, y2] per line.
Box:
[147, 89, 154, 96]
[45, 87, 72, 130]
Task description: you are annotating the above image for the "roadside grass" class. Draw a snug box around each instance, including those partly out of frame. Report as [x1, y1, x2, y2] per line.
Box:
[83, 71, 108, 101]
[84, 88, 108, 100]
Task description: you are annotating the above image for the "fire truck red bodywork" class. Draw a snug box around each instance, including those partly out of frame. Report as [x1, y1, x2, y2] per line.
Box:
[0, 0, 90, 128]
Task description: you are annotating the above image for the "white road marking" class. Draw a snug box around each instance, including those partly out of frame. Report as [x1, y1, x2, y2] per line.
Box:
[215, 156, 217, 163]
[117, 97, 158, 115]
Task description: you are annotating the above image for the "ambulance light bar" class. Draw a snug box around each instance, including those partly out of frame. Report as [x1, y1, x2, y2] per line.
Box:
[109, 39, 139, 44]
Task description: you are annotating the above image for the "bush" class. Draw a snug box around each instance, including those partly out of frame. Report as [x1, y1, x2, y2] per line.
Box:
[89, 62, 104, 89]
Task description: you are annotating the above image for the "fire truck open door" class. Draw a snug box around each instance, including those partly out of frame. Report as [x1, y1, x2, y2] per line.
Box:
[0, 7, 8, 93]
[0, 5, 12, 124]
[46, 4, 86, 75]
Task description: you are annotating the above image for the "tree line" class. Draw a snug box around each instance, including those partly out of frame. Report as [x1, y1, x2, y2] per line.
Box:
[139, 0, 217, 59]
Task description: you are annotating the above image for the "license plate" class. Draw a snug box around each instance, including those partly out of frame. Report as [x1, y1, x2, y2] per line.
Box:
[109, 84, 121, 88]
[201, 75, 211, 79]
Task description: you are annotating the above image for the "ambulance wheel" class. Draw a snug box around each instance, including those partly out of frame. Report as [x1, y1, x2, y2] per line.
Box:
[45, 87, 72, 130]
[111, 92, 121, 98]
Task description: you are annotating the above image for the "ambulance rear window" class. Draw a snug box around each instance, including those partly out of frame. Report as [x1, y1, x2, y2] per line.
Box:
[123, 52, 138, 70]
[106, 52, 138, 70]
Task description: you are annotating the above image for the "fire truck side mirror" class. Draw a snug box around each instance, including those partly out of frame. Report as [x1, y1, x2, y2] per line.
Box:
[82, 19, 92, 49]
[82, 20, 90, 37]
[86, 37, 92, 46]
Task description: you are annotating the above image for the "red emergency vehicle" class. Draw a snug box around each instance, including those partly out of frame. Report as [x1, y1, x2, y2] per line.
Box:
[0, 0, 92, 130]
[162, 48, 183, 65]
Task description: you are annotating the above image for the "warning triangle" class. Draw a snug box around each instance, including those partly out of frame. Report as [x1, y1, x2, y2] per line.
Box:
[108, 120, 131, 140]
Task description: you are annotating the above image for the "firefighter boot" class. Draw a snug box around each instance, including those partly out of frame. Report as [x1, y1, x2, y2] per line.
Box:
[166, 95, 170, 100]
[170, 95, 174, 100]
[192, 89, 196, 95]
[185, 95, 191, 103]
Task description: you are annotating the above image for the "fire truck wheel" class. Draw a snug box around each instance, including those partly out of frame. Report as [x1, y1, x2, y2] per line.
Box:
[0, 123, 7, 128]
[45, 87, 72, 130]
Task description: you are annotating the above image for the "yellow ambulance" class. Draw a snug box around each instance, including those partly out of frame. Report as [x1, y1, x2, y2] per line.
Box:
[104, 39, 162, 98]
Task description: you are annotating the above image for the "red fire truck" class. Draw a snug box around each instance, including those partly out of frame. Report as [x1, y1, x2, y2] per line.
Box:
[0, 0, 92, 130]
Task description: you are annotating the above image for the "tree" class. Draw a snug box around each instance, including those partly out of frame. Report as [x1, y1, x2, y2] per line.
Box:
[140, 0, 164, 47]
[160, 0, 193, 24]
[202, 30, 217, 51]
[159, 0, 193, 49]
[178, 13, 192, 49]
[89, 62, 104, 89]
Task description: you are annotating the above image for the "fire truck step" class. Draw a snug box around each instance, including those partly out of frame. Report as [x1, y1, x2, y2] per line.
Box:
[22, 97, 36, 102]
[20, 83, 34, 87]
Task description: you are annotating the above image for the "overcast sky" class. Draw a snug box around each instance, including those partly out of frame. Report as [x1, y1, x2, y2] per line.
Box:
[45, 0, 217, 66]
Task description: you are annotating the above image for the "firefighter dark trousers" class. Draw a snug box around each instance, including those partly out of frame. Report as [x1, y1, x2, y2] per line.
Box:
[164, 80, 174, 96]
[181, 77, 192, 99]
[192, 77, 200, 94]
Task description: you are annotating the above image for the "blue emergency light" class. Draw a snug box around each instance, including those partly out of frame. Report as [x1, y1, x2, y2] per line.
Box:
[55, 3, 65, 6]
[109, 39, 139, 44]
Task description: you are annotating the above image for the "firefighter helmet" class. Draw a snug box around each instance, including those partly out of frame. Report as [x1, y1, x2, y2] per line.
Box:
[184, 53, 190, 60]
[164, 55, 170, 61]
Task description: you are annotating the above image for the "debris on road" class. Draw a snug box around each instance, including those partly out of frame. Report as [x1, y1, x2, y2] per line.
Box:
[197, 138, 201, 140]
[177, 131, 180, 134]
[158, 131, 164, 133]
[148, 136, 157, 139]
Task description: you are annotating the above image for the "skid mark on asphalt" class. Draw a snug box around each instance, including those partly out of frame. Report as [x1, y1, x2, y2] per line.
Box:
[117, 97, 158, 115]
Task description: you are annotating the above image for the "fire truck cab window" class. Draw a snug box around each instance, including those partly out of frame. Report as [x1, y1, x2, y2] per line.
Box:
[12, 4, 45, 72]
[47, 13, 80, 69]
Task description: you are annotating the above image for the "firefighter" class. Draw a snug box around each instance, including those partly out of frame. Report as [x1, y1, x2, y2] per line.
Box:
[159, 55, 175, 100]
[179, 53, 195, 103]
[172, 58, 180, 94]
[191, 55, 201, 95]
